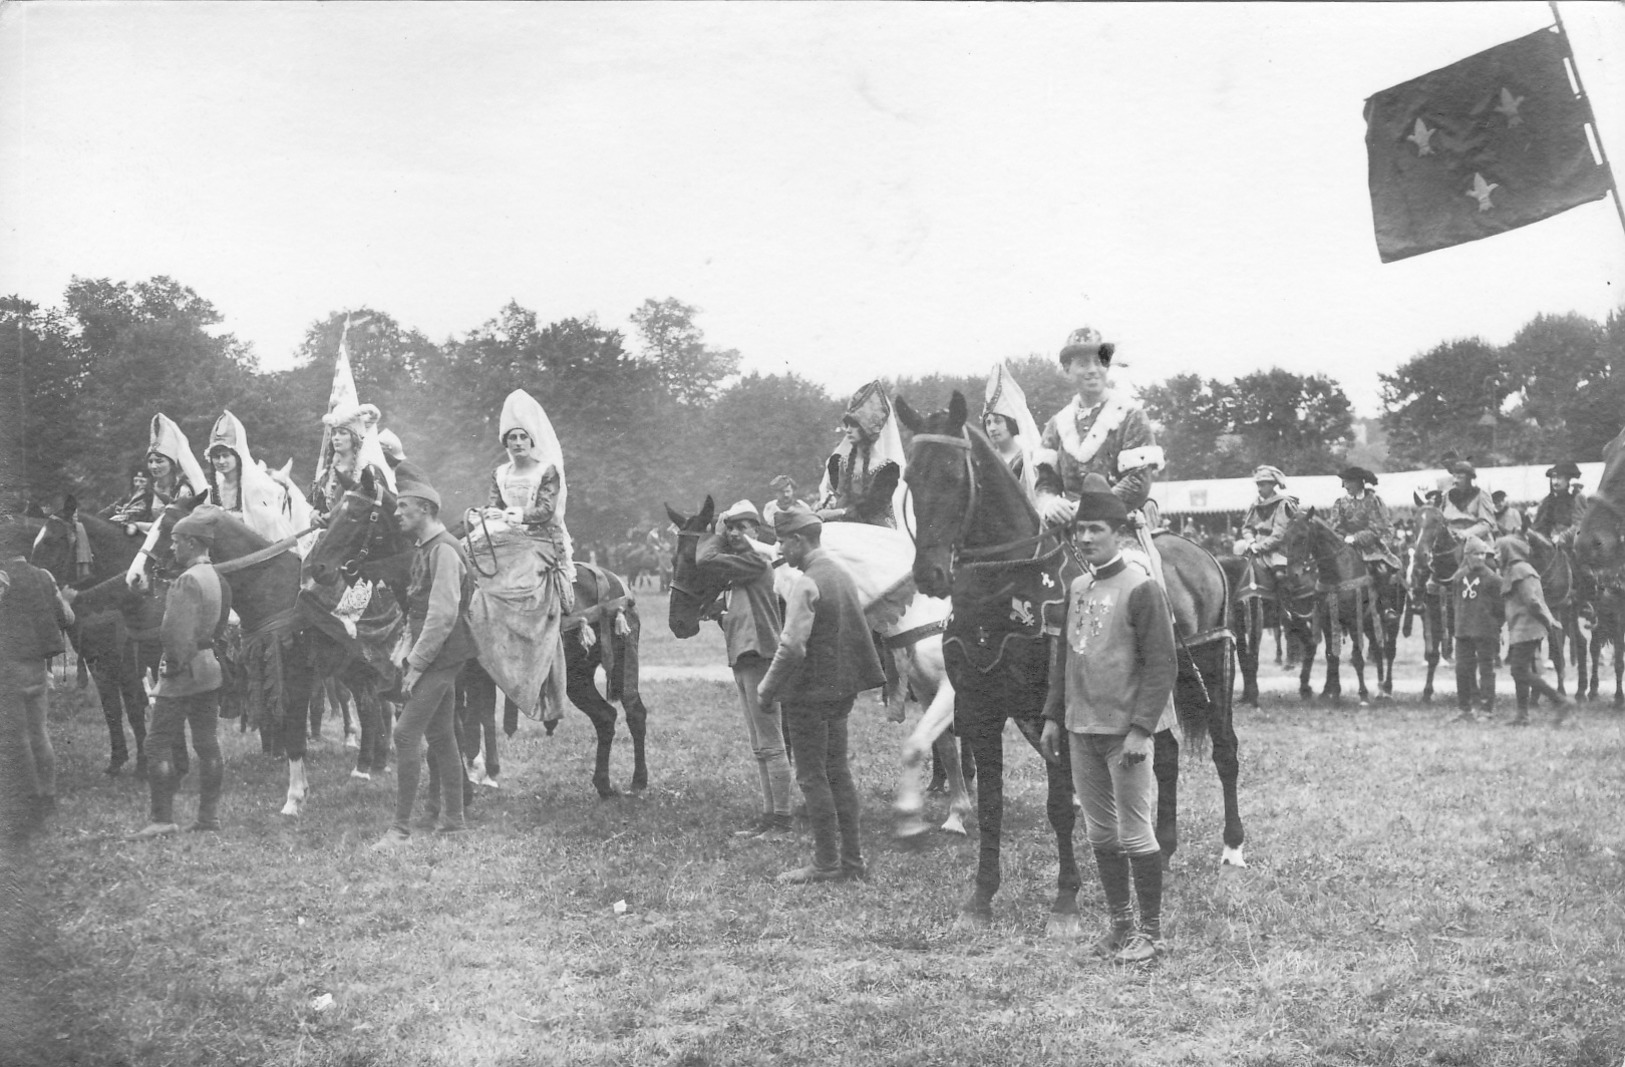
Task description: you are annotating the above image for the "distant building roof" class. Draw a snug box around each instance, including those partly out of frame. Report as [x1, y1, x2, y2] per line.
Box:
[1154, 463, 1604, 516]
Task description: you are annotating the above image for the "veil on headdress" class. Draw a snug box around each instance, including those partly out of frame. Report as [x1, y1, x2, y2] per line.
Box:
[208, 410, 296, 543]
[499, 389, 568, 526]
[820, 380, 911, 526]
[147, 413, 209, 497]
[984, 361, 1042, 500]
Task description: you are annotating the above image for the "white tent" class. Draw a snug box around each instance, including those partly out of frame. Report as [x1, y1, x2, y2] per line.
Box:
[1154, 463, 1605, 517]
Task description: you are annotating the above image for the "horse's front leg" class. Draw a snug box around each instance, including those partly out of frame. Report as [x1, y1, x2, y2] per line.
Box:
[1153, 727, 1178, 866]
[956, 709, 1007, 927]
[1298, 621, 1317, 700]
[565, 649, 622, 799]
[1039, 723, 1080, 938]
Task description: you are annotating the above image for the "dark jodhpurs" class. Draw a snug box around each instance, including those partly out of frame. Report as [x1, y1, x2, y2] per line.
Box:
[148, 690, 223, 825]
[392, 663, 464, 833]
[1454, 636, 1497, 711]
[782, 696, 862, 874]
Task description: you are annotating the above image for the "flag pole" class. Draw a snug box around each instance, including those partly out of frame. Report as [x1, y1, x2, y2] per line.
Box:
[1549, 1, 1625, 240]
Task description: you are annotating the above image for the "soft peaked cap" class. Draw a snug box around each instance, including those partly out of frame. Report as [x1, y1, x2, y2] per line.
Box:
[773, 502, 822, 539]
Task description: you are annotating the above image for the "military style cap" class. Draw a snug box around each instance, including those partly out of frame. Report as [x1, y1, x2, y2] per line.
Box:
[397, 481, 442, 508]
[172, 512, 217, 543]
[773, 502, 822, 539]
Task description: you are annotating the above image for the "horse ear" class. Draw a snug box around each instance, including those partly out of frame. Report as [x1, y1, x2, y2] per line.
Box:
[278, 458, 293, 478]
[360, 467, 375, 493]
[664, 503, 688, 528]
[947, 391, 968, 432]
[698, 496, 715, 528]
[62, 493, 79, 516]
[186, 490, 209, 510]
[894, 397, 923, 435]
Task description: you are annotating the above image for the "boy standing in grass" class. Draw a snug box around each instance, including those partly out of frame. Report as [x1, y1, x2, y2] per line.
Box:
[1447, 536, 1501, 723]
[1040, 476, 1177, 964]
[1496, 536, 1573, 726]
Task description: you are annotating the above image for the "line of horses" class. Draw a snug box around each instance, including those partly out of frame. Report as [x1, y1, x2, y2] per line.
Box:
[28, 405, 1625, 935]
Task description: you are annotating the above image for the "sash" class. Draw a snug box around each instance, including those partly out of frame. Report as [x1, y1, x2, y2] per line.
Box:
[1053, 395, 1130, 467]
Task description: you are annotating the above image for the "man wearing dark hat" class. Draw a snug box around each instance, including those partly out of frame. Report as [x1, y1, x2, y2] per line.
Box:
[131, 510, 232, 838]
[758, 503, 885, 883]
[1531, 461, 1587, 549]
[374, 479, 479, 849]
[1440, 460, 1496, 543]
[1329, 466, 1400, 576]
[1039, 475, 1177, 965]
[1035, 327, 1163, 526]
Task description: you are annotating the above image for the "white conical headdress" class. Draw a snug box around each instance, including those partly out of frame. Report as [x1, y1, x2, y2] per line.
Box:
[499, 389, 567, 522]
[207, 410, 296, 543]
[819, 380, 911, 527]
[147, 413, 208, 496]
[984, 361, 1041, 444]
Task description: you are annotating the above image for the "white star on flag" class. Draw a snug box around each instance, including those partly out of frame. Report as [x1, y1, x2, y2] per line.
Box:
[1407, 118, 1436, 155]
[1494, 87, 1525, 126]
[1467, 172, 1499, 212]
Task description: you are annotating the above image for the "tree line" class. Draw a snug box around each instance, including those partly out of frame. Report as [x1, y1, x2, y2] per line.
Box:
[3, 275, 1622, 544]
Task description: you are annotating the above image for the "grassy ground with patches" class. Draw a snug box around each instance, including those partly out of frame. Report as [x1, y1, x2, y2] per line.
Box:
[4, 594, 1625, 1066]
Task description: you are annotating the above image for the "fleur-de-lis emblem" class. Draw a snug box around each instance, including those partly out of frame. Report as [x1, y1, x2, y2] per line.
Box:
[1010, 597, 1036, 628]
[1495, 87, 1524, 127]
[1407, 118, 1436, 156]
[1467, 172, 1499, 213]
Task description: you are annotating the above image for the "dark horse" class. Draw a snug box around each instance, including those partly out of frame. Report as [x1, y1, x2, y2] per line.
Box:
[302, 471, 651, 798]
[30, 502, 163, 776]
[1219, 555, 1314, 707]
[1403, 509, 1457, 703]
[896, 392, 1243, 929]
[1280, 511, 1394, 704]
[128, 493, 399, 816]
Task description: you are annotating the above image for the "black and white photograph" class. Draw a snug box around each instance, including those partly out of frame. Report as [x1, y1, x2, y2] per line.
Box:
[2, 2, 1624, 1064]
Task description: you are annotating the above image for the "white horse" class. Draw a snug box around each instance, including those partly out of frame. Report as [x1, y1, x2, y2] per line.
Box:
[668, 501, 972, 838]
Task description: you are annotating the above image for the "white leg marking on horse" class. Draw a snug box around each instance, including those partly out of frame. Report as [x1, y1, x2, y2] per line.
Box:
[1221, 845, 1247, 867]
[281, 757, 308, 816]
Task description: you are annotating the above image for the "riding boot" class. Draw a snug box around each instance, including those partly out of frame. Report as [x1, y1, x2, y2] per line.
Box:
[147, 759, 176, 825]
[1129, 850, 1165, 945]
[191, 757, 223, 831]
[1090, 849, 1135, 958]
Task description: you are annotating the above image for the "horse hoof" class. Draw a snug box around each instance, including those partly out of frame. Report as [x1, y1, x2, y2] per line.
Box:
[940, 813, 968, 837]
[597, 788, 621, 801]
[1045, 913, 1081, 940]
[280, 798, 302, 817]
[1220, 845, 1248, 868]
[953, 909, 992, 932]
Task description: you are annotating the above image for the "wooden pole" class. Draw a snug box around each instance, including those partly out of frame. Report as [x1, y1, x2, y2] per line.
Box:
[1549, 1, 1625, 241]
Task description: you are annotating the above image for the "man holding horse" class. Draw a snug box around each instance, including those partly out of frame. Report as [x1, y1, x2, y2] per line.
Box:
[1329, 466, 1400, 578]
[697, 500, 793, 840]
[374, 479, 479, 849]
[759, 503, 884, 884]
[1532, 462, 1587, 548]
[131, 511, 231, 838]
[1039, 478, 1177, 964]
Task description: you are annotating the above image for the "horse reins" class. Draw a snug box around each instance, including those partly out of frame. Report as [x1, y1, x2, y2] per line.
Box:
[908, 429, 1065, 572]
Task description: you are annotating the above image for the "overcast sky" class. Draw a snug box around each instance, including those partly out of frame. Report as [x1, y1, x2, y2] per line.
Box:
[3, 1, 1622, 416]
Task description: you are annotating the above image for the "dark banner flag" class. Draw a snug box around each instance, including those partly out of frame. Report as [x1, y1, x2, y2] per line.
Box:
[1364, 27, 1612, 263]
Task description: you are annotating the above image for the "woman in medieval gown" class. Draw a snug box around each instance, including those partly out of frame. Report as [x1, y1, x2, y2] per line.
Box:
[205, 410, 296, 545]
[818, 380, 903, 528]
[982, 361, 1042, 504]
[311, 403, 394, 520]
[127, 414, 208, 532]
[481, 389, 576, 608]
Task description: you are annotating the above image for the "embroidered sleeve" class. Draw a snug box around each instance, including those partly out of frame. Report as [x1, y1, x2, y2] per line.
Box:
[522, 467, 560, 525]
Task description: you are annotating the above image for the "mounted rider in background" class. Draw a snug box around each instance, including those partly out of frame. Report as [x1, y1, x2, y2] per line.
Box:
[1235, 466, 1296, 584]
[1440, 460, 1496, 544]
[1531, 461, 1587, 550]
[1329, 465, 1400, 579]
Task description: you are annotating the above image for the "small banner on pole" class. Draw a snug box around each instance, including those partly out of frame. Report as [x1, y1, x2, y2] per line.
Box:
[1364, 27, 1611, 263]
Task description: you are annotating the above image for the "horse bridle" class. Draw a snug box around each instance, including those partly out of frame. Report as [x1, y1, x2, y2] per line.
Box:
[667, 527, 708, 600]
[909, 429, 1063, 571]
[336, 483, 388, 581]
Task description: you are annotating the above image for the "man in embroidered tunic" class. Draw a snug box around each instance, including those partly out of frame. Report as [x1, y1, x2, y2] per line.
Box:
[1328, 466, 1400, 576]
[1531, 462, 1587, 548]
[1034, 328, 1163, 524]
[1039, 478, 1177, 965]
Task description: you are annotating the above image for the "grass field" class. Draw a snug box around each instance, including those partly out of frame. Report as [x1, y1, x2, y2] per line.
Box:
[3, 591, 1624, 1066]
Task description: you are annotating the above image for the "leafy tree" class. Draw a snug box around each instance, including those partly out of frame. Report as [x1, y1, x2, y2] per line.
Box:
[1379, 338, 1509, 469]
[1497, 312, 1606, 464]
[0, 297, 88, 504]
[1137, 374, 1229, 479]
[1224, 369, 1354, 476]
[60, 276, 262, 504]
[696, 372, 844, 508]
[629, 298, 740, 406]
